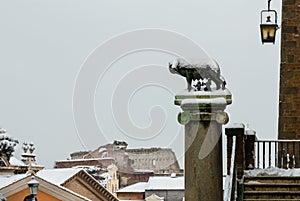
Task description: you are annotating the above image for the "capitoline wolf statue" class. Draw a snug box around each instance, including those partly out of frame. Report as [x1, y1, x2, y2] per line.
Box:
[169, 58, 226, 92]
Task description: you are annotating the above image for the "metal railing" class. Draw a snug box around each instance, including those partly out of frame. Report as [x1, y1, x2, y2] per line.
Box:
[224, 136, 237, 201]
[255, 140, 300, 169]
[224, 125, 300, 200]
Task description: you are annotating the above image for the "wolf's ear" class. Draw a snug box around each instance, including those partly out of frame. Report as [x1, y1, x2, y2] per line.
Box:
[168, 62, 172, 68]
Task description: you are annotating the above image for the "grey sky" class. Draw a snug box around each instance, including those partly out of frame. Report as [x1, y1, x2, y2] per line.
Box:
[0, 0, 281, 168]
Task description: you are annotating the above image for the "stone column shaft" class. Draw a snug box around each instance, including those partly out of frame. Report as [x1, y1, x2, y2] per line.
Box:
[185, 120, 223, 200]
[176, 93, 231, 201]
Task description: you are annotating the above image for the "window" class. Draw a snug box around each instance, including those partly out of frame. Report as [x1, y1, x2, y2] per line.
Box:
[152, 159, 156, 167]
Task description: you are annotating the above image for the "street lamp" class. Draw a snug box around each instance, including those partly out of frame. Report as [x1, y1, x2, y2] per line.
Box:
[260, 0, 279, 44]
[27, 176, 39, 201]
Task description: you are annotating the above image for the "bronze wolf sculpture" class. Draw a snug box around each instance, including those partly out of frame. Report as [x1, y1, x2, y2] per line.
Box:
[169, 58, 226, 92]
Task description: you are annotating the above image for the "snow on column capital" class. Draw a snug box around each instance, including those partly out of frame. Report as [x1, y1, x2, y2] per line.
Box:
[175, 90, 232, 125]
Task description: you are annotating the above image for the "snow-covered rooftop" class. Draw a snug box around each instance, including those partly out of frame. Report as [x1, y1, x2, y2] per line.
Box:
[116, 182, 148, 193]
[133, 169, 154, 173]
[0, 168, 85, 188]
[0, 174, 27, 189]
[116, 176, 184, 193]
[147, 176, 184, 190]
[56, 157, 114, 162]
[36, 168, 82, 185]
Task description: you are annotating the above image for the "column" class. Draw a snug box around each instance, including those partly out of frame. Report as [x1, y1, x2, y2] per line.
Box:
[175, 90, 232, 201]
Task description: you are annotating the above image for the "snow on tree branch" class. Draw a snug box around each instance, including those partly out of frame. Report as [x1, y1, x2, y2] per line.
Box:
[0, 128, 19, 163]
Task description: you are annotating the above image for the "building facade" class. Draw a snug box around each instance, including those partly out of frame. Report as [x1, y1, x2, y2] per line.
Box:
[278, 0, 300, 139]
[0, 169, 119, 201]
[83, 141, 181, 174]
[55, 141, 181, 188]
[127, 148, 180, 174]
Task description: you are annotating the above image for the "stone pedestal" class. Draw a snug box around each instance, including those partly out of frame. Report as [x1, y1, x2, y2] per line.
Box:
[175, 89, 232, 201]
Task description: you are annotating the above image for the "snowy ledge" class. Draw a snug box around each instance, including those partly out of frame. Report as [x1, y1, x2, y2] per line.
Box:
[245, 167, 300, 177]
[181, 97, 227, 105]
[226, 123, 245, 129]
[177, 88, 231, 96]
[175, 89, 232, 106]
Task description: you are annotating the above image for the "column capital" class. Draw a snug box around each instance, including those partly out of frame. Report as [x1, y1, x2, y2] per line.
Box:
[178, 110, 229, 125]
[175, 89, 232, 125]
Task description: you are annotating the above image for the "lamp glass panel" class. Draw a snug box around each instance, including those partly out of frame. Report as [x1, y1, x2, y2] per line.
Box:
[29, 185, 38, 195]
[260, 24, 277, 43]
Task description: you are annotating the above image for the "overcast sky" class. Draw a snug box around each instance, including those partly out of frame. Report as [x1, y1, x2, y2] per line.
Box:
[0, 0, 282, 168]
